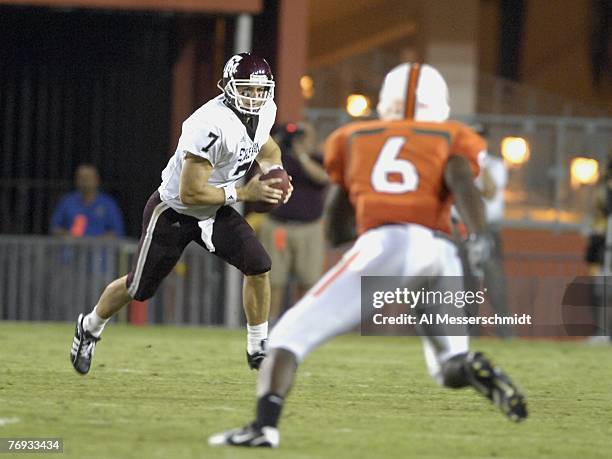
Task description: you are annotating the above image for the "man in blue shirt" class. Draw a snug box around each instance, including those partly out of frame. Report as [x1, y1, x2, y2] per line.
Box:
[50, 164, 125, 237]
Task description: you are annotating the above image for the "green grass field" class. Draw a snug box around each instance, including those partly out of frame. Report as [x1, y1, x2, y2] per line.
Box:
[1, 322, 611, 459]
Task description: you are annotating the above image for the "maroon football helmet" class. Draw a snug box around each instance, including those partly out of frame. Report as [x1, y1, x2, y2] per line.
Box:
[218, 53, 275, 115]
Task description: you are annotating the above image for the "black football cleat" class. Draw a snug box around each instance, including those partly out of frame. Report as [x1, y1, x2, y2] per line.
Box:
[465, 352, 527, 422]
[70, 313, 101, 375]
[208, 423, 279, 448]
[246, 339, 267, 370]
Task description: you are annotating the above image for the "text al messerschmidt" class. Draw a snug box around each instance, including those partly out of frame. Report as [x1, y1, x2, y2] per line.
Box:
[372, 313, 532, 326]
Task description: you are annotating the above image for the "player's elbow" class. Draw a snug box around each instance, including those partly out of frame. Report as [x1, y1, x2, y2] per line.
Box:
[179, 154, 215, 206]
[444, 156, 475, 194]
[179, 186, 199, 205]
[180, 183, 218, 206]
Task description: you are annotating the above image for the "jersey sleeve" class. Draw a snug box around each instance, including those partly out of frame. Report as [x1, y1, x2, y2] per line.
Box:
[177, 121, 223, 166]
[324, 128, 347, 188]
[450, 125, 486, 177]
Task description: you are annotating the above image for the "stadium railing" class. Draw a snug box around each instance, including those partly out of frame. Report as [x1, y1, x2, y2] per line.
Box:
[0, 236, 225, 325]
[0, 234, 600, 335]
[2, 111, 610, 330]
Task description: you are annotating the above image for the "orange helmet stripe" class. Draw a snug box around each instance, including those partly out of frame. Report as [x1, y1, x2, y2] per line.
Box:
[404, 63, 421, 119]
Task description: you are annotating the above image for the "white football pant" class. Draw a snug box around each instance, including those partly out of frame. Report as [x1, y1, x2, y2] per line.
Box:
[268, 223, 469, 385]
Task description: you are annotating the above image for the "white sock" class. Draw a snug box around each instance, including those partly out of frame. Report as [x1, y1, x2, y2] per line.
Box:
[83, 307, 109, 338]
[247, 322, 268, 354]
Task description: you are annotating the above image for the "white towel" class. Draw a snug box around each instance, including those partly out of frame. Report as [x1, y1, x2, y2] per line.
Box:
[198, 217, 216, 252]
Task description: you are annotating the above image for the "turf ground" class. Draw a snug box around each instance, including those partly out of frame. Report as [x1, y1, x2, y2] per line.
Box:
[1, 322, 611, 459]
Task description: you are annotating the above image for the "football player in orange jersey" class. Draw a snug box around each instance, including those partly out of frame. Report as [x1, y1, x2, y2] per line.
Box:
[209, 63, 527, 449]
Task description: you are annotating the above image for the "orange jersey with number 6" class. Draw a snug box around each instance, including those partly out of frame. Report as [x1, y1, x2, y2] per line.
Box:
[324, 119, 485, 235]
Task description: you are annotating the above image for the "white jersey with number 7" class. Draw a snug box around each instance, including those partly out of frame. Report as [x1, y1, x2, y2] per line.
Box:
[158, 94, 277, 220]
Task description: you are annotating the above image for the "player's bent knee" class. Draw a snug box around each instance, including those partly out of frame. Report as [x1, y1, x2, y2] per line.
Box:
[129, 283, 157, 301]
[268, 330, 312, 363]
[245, 271, 270, 284]
[242, 252, 271, 276]
[125, 275, 159, 302]
[131, 289, 155, 302]
[267, 343, 304, 364]
[268, 347, 299, 368]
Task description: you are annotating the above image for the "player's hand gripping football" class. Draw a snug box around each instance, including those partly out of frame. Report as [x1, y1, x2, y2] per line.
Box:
[259, 163, 293, 204]
[283, 176, 293, 204]
[240, 174, 284, 204]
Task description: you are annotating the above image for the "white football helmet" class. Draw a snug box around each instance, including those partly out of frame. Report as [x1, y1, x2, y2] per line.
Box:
[376, 63, 450, 122]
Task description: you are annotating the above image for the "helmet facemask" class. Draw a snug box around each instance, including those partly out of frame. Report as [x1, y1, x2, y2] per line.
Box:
[220, 77, 275, 116]
[219, 53, 276, 116]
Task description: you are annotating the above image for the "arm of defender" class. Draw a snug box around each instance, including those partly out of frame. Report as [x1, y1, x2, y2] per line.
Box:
[480, 167, 497, 200]
[324, 185, 356, 247]
[444, 155, 487, 234]
[445, 155, 493, 278]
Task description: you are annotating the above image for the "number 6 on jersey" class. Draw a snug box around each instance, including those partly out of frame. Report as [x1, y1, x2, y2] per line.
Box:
[370, 136, 419, 193]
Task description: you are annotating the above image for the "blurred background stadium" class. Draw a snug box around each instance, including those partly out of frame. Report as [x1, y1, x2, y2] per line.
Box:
[1, 1, 611, 457]
[2, 0, 611, 333]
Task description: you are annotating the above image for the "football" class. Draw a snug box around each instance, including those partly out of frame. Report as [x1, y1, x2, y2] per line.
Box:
[251, 168, 290, 213]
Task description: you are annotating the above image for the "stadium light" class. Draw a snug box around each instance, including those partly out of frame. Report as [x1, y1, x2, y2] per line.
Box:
[570, 157, 599, 187]
[346, 94, 371, 117]
[300, 75, 314, 99]
[501, 136, 530, 166]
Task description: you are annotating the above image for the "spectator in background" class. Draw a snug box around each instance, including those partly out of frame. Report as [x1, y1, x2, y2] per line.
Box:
[258, 122, 329, 322]
[476, 142, 507, 234]
[50, 164, 125, 237]
[584, 175, 612, 343]
[478, 137, 512, 337]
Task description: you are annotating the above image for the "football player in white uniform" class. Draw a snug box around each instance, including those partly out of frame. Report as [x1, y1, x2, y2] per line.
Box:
[70, 53, 292, 374]
[209, 63, 527, 449]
